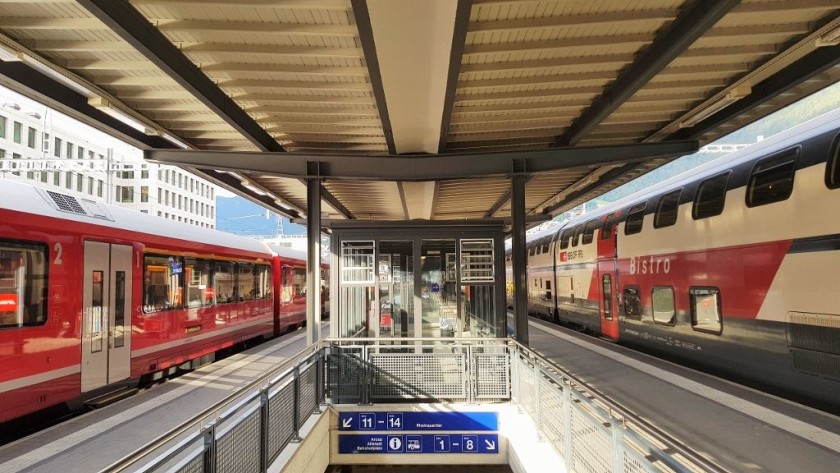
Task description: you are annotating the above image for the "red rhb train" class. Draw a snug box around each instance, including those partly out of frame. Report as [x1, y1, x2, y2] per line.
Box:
[0, 179, 325, 424]
[509, 109, 840, 413]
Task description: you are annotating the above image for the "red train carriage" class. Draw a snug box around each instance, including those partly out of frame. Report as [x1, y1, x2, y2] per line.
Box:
[510, 109, 840, 413]
[0, 180, 320, 424]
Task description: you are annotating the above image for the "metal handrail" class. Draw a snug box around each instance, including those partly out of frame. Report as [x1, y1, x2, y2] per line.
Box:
[508, 339, 729, 473]
[100, 341, 325, 473]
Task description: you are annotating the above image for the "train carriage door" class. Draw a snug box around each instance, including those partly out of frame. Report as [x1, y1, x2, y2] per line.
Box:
[597, 213, 620, 340]
[82, 241, 132, 391]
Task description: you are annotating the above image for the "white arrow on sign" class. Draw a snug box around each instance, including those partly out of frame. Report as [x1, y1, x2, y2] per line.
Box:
[484, 439, 496, 450]
[342, 417, 353, 428]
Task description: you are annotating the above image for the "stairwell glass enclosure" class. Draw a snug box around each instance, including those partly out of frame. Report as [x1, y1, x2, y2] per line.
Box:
[330, 223, 506, 339]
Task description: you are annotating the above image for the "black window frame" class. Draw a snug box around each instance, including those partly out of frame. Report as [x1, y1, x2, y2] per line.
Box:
[654, 189, 682, 229]
[559, 229, 573, 250]
[601, 214, 615, 240]
[571, 225, 583, 247]
[582, 220, 598, 245]
[689, 287, 723, 335]
[651, 286, 676, 326]
[624, 203, 646, 235]
[746, 147, 798, 208]
[692, 172, 730, 220]
[623, 285, 642, 320]
[827, 133, 840, 189]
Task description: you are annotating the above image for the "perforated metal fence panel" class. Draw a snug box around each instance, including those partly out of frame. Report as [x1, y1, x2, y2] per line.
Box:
[216, 405, 262, 473]
[570, 406, 612, 473]
[370, 353, 467, 400]
[298, 363, 319, 429]
[267, 381, 296, 462]
[474, 353, 510, 399]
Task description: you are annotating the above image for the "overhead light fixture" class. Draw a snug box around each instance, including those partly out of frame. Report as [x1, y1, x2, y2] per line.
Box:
[679, 85, 751, 128]
[241, 179, 268, 196]
[816, 23, 840, 47]
[89, 96, 152, 134]
[0, 43, 21, 62]
[162, 132, 192, 150]
[20, 53, 93, 97]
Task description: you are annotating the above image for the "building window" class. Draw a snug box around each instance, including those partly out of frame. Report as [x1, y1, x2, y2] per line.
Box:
[53, 172, 60, 186]
[693, 172, 730, 220]
[690, 287, 722, 334]
[54, 137, 62, 157]
[77, 146, 84, 159]
[12, 121, 22, 144]
[66, 142, 74, 159]
[88, 177, 94, 195]
[43, 133, 49, 152]
[65, 172, 73, 190]
[624, 203, 646, 235]
[0, 115, 6, 138]
[89, 150, 95, 160]
[27, 127, 36, 148]
[120, 186, 134, 203]
[141, 169, 149, 179]
[76, 174, 83, 192]
[141, 186, 149, 203]
[97, 180, 104, 197]
[654, 189, 682, 229]
[11, 152, 20, 176]
[746, 148, 798, 207]
[652, 286, 675, 325]
[40, 172, 47, 183]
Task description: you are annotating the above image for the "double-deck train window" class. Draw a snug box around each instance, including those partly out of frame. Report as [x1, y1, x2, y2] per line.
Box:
[652, 286, 675, 325]
[654, 189, 681, 229]
[624, 203, 646, 235]
[690, 287, 722, 334]
[623, 286, 641, 319]
[0, 240, 48, 328]
[559, 229, 573, 250]
[827, 133, 840, 189]
[572, 225, 583, 247]
[601, 214, 615, 240]
[746, 148, 798, 207]
[693, 172, 730, 219]
[582, 221, 598, 244]
[143, 254, 184, 313]
[185, 258, 212, 308]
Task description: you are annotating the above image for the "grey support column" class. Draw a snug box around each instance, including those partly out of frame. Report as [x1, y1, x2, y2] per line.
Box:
[306, 161, 322, 346]
[511, 160, 529, 346]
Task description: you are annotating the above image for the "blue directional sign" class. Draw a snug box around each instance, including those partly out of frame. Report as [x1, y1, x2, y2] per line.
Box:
[338, 411, 498, 431]
[338, 434, 499, 454]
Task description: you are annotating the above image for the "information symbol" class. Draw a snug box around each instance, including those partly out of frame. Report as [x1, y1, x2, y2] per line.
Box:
[388, 436, 403, 451]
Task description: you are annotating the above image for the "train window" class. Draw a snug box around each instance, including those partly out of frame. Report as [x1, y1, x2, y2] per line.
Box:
[293, 267, 306, 299]
[236, 263, 256, 301]
[185, 258, 212, 308]
[571, 225, 583, 247]
[528, 246, 536, 256]
[255, 265, 272, 300]
[690, 287, 722, 334]
[692, 172, 730, 219]
[623, 286, 641, 319]
[541, 240, 550, 253]
[827, 134, 840, 189]
[624, 203, 646, 235]
[582, 221, 598, 244]
[0, 240, 48, 329]
[602, 275, 613, 320]
[654, 189, 681, 229]
[601, 214, 615, 240]
[652, 286, 675, 325]
[559, 229, 572, 250]
[213, 261, 235, 304]
[143, 254, 184, 313]
[747, 148, 798, 207]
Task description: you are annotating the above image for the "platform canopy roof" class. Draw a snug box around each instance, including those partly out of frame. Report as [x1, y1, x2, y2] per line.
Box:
[0, 0, 838, 224]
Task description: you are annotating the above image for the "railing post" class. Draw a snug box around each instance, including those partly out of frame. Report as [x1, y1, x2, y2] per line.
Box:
[260, 387, 270, 473]
[467, 345, 475, 403]
[533, 362, 542, 441]
[563, 386, 573, 472]
[612, 417, 626, 473]
[291, 366, 302, 443]
[361, 345, 371, 405]
[203, 422, 217, 473]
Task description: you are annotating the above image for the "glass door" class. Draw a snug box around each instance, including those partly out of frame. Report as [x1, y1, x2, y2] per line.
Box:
[420, 240, 457, 337]
[378, 241, 413, 339]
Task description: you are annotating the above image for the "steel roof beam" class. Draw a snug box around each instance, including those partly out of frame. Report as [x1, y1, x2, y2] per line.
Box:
[555, 0, 739, 147]
[76, 0, 283, 153]
[438, 0, 473, 153]
[146, 140, 697, 181]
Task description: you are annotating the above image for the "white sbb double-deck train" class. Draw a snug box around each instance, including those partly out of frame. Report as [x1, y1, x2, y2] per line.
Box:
[508, 109, 840, 414]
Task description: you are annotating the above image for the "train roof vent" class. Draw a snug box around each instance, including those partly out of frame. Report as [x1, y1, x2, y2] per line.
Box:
[80, 199, 113, 221]
[39, 189, 115, 221]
